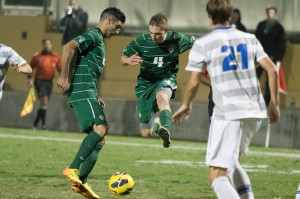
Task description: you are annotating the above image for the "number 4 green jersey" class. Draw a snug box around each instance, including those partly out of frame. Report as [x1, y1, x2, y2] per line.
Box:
[121, 31, 196, 123]
[121, 31, 196, 81]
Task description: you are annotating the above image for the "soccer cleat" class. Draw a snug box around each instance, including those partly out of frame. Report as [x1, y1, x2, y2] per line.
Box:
[157, 127, 171, 148]
[151, 117, 161, 135]
[63, 167, 82, 185]
[71, 183, 100, 199]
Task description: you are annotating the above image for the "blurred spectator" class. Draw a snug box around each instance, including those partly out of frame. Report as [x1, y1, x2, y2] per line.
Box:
[231, 8, 247, 32]
[60, 0, 88, 45]
[28, 38, 62, 130]
[255, 6, 286, 106]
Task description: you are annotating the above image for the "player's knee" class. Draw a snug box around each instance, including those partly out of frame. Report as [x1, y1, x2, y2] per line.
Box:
[93, 124, 108, 137]
[140, 129, 151, 137]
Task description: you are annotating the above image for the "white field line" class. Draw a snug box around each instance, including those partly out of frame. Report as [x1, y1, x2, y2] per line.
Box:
[0, 133, 300, 159]
[135, 160, 300, 175]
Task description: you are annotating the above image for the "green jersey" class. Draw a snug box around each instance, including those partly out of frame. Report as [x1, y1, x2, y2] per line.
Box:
[122, 31, 196, 123]
[68, 28, 105, 103]
[121, 31, 196, 81]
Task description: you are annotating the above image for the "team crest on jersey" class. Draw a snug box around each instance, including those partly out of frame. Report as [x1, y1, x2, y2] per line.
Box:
[168, 47, 174, 53]
[79, 37, 84, 43]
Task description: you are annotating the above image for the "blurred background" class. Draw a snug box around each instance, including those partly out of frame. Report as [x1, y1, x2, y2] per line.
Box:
[0, 0, 299, 149]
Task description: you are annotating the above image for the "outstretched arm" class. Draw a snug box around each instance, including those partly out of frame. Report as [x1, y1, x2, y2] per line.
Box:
[172, 71, 202, 124]
[12, 62, 32, 74]
[57, 40, 78, 92]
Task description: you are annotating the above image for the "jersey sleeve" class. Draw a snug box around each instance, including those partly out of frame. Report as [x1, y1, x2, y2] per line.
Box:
[254, 37, 268, 62]
[73, 31, 100, 53]
[177, 32, 196, 54]
[185, 39, 206, 72]
[121, 37, 141, 57]
[6, 47, 26, 66]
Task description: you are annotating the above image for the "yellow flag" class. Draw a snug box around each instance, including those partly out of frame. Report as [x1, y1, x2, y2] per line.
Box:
[20, 87, 36, 117]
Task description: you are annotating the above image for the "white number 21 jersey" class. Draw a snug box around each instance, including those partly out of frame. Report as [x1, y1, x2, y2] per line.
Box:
[186, 26, 267, 120]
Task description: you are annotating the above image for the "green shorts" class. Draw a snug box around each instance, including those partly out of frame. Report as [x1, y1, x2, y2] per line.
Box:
[135, 76, 177, 123]
[70, 99, 108, 133]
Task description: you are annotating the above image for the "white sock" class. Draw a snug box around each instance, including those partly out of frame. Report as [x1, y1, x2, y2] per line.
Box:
[296, 183, 300, 199]
[212, 176, 240, 199]
[227, 163, 254, 199]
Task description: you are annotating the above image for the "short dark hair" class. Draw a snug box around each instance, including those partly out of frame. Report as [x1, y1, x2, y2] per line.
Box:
[149, 12, 168, 30]
[100, 7, 126, 24]
[206, 0, 232, 25]
[266, 6, 277, 14]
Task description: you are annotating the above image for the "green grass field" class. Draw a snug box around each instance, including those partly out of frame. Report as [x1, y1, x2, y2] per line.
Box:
[0, 127, 299, 199]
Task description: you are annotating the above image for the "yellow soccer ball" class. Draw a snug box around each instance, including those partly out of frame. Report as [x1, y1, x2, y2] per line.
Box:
[108, 172, 134, 196]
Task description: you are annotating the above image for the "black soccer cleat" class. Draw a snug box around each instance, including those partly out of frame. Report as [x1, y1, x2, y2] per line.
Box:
[157, 127, 171, 148]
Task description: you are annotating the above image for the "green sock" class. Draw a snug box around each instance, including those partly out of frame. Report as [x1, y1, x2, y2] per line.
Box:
[79, 144, 103, 184]
[69, 131, 102, 169]
[159, 109, 172, 132]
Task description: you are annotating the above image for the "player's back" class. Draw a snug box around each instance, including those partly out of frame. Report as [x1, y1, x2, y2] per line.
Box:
[198, 27, 267, 120]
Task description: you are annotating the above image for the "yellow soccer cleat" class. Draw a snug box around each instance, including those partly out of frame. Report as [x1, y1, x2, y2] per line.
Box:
[71, 183, 100, 199]
[63, 167, 82, 185]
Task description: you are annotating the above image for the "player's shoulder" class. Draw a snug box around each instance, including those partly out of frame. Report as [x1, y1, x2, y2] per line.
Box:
[134, 33, 151, 44]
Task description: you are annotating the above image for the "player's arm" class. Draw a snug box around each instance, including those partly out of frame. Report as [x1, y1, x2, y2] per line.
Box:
[120, 54, 143, 66]
[12, 62, 32, 74]
[120, 39, 143, 66]
[178, 32, 197, 53]
[172, 71, 202, 124]
[199, 72, 211, 86]
[258, 56, 279, 123]
[57, 40, 78, 92]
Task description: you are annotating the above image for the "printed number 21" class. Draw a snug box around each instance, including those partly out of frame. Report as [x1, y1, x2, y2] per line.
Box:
[221, 44, 248, 72]
[154, 57, 163, 67]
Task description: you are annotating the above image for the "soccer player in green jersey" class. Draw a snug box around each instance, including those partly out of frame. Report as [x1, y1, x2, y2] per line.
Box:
[57, 7, 126, 199]
[120, 13, 196, 148]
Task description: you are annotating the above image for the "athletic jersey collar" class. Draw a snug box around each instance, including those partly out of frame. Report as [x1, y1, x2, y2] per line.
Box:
[213, 26, 232, 30]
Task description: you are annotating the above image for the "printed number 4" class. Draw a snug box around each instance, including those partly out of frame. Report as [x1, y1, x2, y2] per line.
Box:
[154, 57, 163, 67]
[222, 44, 248, 72]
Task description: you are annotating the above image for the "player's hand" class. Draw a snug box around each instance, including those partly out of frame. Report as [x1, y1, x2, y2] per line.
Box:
[127, 54, 143, 65]
[11, 62, 19, 71]
[268, 101, 280, 123]
[172, 104, 192, 124]
[56, 76, 70, 92]
[98, 98, 105, 109]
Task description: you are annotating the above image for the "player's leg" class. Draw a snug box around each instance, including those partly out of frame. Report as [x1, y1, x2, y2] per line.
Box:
[206, 117, 242, 198]
[38, 96, 48, 130]
[63, 99, 107, 185]
[227, 118, 262, 199]
[40, 81, 52, 130]
[296, 183, 300, 199]
[33, 80, 42, 129]
[140, 114, 160, 137]
[227, 163, 253, 199]
[156, 88, 172, 148]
